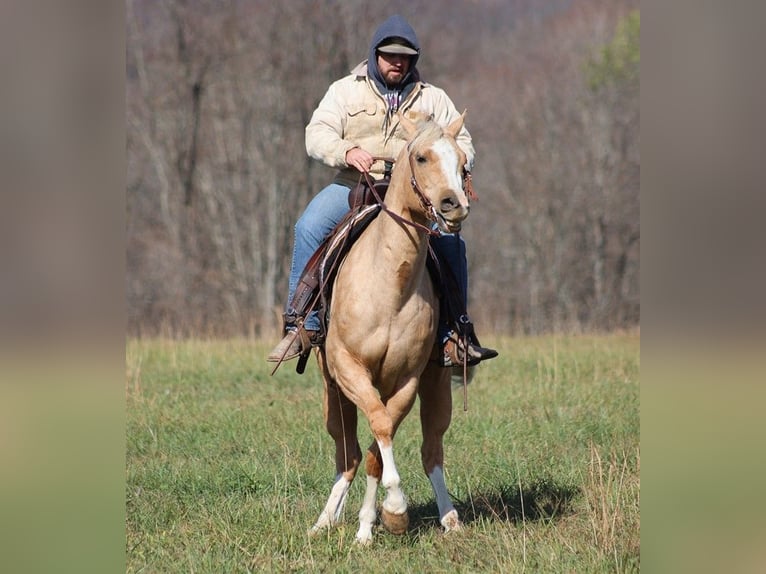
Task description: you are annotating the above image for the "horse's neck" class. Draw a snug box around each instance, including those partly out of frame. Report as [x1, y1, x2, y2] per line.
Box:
[367, 207, 428, 263]
[361, 170, 430, 290]
[383, 162, 432, 231]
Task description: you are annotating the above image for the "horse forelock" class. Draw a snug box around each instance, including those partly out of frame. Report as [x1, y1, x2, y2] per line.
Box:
[407, 120, 445, 152]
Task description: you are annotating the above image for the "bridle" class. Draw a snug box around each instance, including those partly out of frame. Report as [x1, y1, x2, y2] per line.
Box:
[363, 158, 437, 237]
[364, 149, 478, 237]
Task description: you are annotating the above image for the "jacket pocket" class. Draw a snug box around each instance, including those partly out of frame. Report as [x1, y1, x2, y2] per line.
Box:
[345, 103, 378, 117]
[344, 102, 381, 142]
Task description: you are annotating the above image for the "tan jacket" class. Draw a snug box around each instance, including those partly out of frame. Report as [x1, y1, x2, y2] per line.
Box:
[306, 61, 475, 187]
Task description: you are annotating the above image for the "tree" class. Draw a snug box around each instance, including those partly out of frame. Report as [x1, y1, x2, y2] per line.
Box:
[126, 0, 640, 337]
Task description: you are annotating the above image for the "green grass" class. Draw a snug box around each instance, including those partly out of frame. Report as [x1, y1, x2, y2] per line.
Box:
[126, 334, 639, 573]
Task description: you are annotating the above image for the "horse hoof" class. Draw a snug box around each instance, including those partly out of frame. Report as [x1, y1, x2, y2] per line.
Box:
[441, 509, 463, 532]
[355, 533, 373, 546]
[381, 508, 409, 535]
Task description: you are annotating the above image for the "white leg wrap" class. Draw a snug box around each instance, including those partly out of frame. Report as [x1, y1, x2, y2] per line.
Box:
[428, 466, 461, 531]
[428, 466, 455, 519]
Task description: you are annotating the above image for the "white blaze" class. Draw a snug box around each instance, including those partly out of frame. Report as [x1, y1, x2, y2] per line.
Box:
[431, 139, 465, 198]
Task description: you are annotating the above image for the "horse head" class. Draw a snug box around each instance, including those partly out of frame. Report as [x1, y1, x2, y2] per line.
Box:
[398, 111, 470, 234]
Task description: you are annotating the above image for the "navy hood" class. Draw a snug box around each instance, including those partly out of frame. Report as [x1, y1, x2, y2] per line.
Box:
[367, 15, 421, 93]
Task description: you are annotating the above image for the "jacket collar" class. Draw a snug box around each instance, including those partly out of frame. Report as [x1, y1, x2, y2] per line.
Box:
[351, 61, 368, 77]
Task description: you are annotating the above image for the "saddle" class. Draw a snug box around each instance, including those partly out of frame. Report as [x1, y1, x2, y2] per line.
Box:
[283, 177, 388, 373]
[348, 175, 391, 211]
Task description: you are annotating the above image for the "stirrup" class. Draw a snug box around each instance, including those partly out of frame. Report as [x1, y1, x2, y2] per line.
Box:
[442, 332, 498, 367]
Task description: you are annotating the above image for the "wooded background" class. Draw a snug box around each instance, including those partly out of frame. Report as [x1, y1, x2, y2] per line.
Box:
[126, 0, 639, 337]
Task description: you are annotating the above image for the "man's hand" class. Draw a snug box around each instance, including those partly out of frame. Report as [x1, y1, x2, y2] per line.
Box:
[345, 147, 374, 173]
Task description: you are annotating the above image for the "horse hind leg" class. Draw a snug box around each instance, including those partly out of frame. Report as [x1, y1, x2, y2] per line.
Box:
[419, 362, 462, 532]
[310, 371, 362, 535]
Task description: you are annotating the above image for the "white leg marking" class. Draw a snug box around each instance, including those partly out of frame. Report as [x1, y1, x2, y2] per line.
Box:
[310, 475, 350, 534]
[428, 466, 462, 531]
[379, 443, 407, 514]
[355, 475, 379, 544]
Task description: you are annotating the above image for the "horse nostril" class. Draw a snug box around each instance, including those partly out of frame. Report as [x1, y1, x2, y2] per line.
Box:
[440, 197, 458, 212]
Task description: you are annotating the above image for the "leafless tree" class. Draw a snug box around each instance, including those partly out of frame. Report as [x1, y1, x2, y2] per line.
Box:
[127, 0, 639, 337]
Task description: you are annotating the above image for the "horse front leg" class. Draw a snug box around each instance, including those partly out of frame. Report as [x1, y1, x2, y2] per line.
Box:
[419, 362, 462, 532]
[310, 365, 362, 535]
[356, 435, 411, 544]
[360, 377, 419, 541]
[347, 376, 418, 544]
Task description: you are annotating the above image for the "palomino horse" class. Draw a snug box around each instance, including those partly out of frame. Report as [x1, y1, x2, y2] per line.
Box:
[310, 112, 471, 544]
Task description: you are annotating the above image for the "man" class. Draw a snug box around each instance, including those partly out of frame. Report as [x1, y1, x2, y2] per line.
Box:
[268, 14, 497, 368]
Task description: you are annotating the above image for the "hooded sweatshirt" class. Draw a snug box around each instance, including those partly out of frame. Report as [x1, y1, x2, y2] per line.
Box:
[305, 15, 474, 186]
[366, 15, 421, 114]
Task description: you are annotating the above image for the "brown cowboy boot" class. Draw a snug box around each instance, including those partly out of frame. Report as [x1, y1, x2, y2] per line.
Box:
[442, 330, 498, 368]
[266, 327, 319, 363]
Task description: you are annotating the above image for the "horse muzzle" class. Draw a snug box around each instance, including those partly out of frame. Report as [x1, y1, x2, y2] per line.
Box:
[436, 207, 469, 233]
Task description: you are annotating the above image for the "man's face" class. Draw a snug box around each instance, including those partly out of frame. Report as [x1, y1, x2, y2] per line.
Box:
[376, 52, 412, 86]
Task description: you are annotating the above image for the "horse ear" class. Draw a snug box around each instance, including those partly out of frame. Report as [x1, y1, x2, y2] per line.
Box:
[398, 111, 418, 138]
[445, 110, 467, 138]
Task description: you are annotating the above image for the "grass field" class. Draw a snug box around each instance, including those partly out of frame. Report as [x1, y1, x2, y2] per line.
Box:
[126, 333, 639, 573]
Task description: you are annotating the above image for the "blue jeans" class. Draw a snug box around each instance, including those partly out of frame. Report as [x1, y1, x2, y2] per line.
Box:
[287, 184, 352, 331]
[429, 232, 468, 341]
[286, 182, 468, 340]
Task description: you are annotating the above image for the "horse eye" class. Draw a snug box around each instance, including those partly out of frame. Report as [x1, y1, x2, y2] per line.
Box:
[416, 155, 427, 164]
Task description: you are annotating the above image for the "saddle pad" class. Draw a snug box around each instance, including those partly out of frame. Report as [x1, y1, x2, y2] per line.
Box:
[319, 204, 382, 303]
